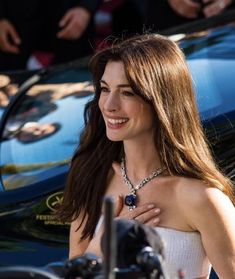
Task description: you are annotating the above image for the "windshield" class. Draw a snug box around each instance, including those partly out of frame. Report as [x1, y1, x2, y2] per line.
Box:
[0, 66, 94, 191]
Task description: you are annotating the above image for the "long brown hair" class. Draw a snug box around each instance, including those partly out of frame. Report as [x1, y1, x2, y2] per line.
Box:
[58, 34, 234, 240]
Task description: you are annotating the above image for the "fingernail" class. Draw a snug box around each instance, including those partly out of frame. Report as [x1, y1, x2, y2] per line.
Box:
[154, 209, 160, 213]
[147, 204, 155, 209]
[153, 218, 160, 223]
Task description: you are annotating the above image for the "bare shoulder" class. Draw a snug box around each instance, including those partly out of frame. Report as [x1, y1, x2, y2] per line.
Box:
[174, 176, 232, 207]
[173, 176, 234, 229]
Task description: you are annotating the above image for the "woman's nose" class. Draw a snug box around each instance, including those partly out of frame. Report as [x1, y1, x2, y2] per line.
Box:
[103, 92, 120, 112]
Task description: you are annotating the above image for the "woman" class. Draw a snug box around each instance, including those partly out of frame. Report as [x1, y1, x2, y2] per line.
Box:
[59, 34, 235, 278]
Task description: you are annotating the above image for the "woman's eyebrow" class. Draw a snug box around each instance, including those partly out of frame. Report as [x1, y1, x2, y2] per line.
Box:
[100, 80, 108, 85]
[100, 79, 131, 88]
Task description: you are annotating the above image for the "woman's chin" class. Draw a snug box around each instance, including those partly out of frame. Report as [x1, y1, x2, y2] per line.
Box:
[106, 132, 123, 142]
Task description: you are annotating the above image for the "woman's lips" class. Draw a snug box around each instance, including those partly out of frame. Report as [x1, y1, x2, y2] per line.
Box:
[106, 117, 128, 129]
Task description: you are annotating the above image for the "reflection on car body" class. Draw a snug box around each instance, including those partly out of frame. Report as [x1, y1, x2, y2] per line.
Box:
[0, 10, 235, 279]
[0, 63, 94, 265]
[0, 74, 18, 109]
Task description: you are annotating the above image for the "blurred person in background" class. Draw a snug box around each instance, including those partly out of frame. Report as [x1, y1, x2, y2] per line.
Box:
[0, 0, 101, 71]
[145, 0, 235, 32]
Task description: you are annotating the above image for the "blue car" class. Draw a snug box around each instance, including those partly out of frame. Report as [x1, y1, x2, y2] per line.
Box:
[0, 10, 235, 279]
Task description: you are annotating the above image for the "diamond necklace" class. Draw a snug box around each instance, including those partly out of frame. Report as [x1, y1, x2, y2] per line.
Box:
[120, 157, 166, 210]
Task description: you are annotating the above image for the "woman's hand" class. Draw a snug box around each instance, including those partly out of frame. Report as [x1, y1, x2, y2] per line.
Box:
[115, 196, 161, 226]
[85, 197, 161, 257]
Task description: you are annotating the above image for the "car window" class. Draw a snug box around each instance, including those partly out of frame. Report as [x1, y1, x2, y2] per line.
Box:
[179, 23, 235, 120]
[0, 66, 94, 191]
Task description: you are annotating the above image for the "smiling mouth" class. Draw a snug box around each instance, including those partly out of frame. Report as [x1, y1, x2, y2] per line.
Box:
[107, 118, 128, 124]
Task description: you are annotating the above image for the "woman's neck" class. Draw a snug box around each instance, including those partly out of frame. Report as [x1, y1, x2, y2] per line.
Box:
[123, 138, 163, 184]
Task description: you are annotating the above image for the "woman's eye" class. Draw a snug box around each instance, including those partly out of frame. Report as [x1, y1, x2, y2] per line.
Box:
[100, 87, 109, 93]
[122, 91, 135, 96]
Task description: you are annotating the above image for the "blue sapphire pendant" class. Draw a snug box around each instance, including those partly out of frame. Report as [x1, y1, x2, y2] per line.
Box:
[124, 193, 137, 210]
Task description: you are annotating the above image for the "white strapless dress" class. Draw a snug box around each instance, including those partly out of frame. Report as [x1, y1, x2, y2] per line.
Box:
[95, 217, 211, 279]
[155, 227, 211, 279]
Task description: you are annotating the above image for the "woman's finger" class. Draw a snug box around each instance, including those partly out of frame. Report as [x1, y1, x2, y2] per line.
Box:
[145, 217, 161, 227]
[129, 203, 156, 217]
[134, 208, 161, 224]
[117, 203, 154, 218]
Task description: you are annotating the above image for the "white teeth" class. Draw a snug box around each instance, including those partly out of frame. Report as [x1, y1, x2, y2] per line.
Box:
[108, 118, 128, 124]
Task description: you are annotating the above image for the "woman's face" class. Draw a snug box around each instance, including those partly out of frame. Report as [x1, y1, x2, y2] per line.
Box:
[98, 60, 155, 142]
